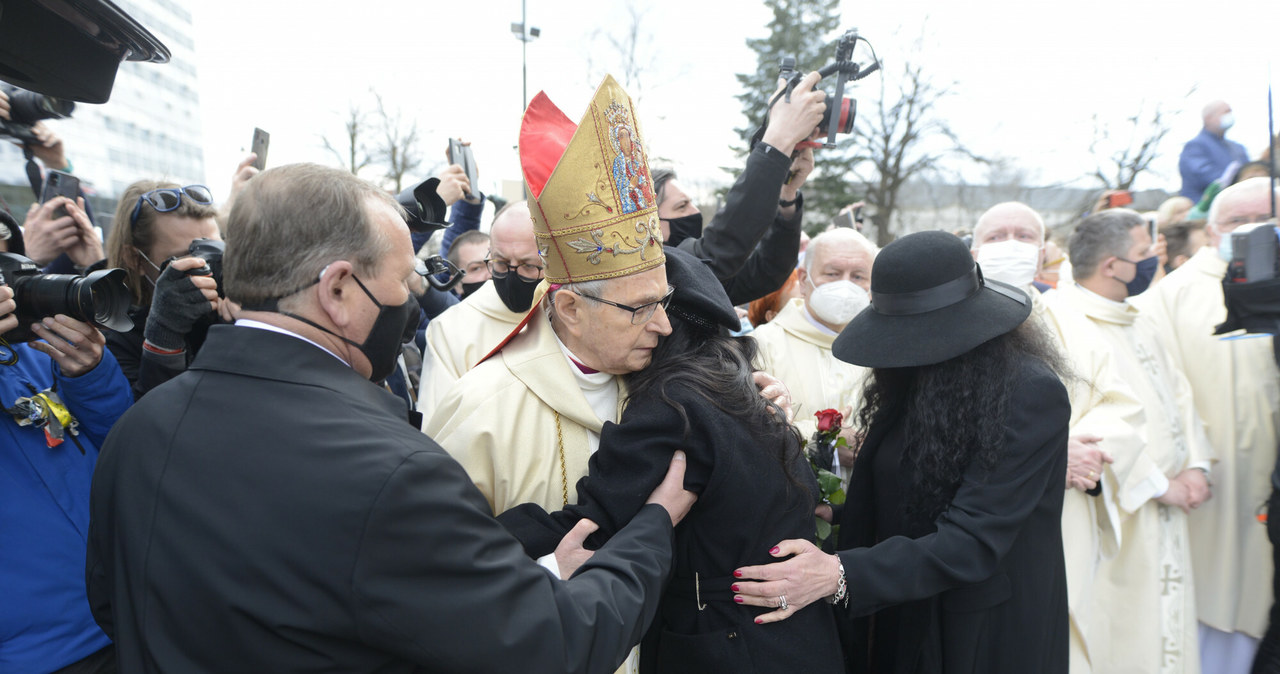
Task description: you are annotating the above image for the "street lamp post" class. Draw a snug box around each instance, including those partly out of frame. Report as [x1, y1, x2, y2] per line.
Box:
[510, 0, 540, 111]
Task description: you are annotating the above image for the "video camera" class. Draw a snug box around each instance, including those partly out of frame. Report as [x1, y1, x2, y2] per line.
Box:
[751, 28, 880, 152]
[0, 252, 132, 343]
[0, 84, 74, 145]
[396, 178, 465, 292]
[1217, 220, 1280, 361]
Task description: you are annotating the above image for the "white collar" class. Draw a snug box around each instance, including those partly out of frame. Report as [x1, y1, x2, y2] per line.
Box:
[1074, 282, 1129, 309]
[802, 305, 840, 337]
[235, 319, 349, 367]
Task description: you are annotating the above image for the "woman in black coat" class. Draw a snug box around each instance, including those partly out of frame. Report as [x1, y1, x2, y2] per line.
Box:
[732, 231, 1071, 674]
[498, 247, 844, 673]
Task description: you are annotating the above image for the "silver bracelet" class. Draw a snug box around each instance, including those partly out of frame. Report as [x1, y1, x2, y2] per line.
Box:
[825, 556, 848, 607]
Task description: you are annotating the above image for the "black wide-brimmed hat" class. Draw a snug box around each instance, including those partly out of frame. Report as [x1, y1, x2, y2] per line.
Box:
[662, 246, 741, 333]
[833, 230, 1031, 368]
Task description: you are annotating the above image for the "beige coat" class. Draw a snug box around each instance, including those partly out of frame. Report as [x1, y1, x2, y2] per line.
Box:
[424, 307, 621, 515]
[1059, 282, 1211, 674]
[1034, 290, 1147, 673]
[751, 298, 866, 451]
[1135, 247, 1279, 638]
[418, 282, 525, 417]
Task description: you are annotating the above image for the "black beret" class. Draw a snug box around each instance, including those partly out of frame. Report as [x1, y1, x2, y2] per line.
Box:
[662, 246, 740, 333]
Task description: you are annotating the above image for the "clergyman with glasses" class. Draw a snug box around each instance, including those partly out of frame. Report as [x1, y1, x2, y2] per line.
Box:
[425, 77, 676, 531]
[417, 199, 547, 414]
[104, 180, 225, 399]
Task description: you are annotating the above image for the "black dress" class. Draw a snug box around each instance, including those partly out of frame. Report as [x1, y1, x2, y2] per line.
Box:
[835, 358, 1071, 674]
[500, 382, 845, 673]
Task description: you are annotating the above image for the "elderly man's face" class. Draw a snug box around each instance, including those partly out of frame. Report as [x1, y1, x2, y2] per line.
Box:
[972, 213, 1043, 250]
[801, 239, 873, 297]
[566, 265, 673, 375]
[1210, 186, 1275, 246]
[346, 199, 419, 379]
[1206, 102, 1233, 134]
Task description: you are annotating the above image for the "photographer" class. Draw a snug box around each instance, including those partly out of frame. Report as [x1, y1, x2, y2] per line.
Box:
[0, 214, 133, 673]
[104, 180, 224, 400]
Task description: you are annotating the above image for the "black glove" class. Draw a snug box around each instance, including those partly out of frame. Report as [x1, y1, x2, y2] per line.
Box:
[144, 263, 213, 351]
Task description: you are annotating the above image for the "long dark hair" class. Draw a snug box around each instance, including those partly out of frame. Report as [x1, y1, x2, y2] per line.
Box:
[856, 318, 1069, 528]
[625, 318, 809, 494]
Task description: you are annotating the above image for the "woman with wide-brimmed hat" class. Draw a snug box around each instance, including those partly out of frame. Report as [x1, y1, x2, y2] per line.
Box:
[731, 229, 1072, 674]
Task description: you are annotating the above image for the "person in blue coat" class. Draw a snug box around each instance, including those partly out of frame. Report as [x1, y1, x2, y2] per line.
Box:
[0, 279, 133, 673]
[1179, 100, 1249, 202]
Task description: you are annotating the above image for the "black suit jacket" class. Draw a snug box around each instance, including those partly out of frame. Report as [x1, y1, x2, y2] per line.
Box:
[86, 325, 673, 673]
[836, 359, 1070, 674]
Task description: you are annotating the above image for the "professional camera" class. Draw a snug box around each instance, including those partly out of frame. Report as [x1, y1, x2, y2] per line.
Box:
[397, 178, 465, 292]
[750, 28, 880, 152]
[0, 252, 132, 343]
[179, 238, 225, 297]
[0, 84, 74, 144]
[1217, 219, 1280, 362]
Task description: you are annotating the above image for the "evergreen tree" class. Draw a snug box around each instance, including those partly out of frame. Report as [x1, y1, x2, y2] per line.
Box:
[731, 0, 865, 226]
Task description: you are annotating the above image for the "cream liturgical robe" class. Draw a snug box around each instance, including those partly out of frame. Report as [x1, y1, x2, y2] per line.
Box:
[1059, 283, 1212, 674]
[751, 298, 865, 471]
[1135, 247, 1279, 639]
[418, 282, 525, 417]
[1033, 290, 1147, 674]
[425, 306, 621, 516]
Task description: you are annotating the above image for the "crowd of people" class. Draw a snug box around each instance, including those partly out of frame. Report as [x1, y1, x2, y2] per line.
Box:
[3, 47, 1280, 674]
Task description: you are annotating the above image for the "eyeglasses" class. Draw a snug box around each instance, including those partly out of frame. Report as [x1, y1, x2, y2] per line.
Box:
[576, 285, 675, 325]
[486, 257, 545, 283]
[130, 185, 214, 226]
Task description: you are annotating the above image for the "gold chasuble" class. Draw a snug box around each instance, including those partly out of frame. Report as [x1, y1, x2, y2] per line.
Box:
[1136, 247, 1278, 639]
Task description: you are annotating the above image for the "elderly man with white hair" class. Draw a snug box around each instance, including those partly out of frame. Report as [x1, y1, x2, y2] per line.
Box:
[1178, 100, 1249, 202]
[972, 202, 1146, 674]
[1136, 177, 1280, 674]
[751, 227, 875, 478]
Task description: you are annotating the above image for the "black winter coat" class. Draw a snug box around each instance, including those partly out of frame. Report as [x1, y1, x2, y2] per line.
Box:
[501, 381, 845, 674]
[835, 359, 1070, 674]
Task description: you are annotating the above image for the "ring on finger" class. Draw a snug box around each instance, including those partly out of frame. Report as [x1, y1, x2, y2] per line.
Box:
[778, 595, 788, 611]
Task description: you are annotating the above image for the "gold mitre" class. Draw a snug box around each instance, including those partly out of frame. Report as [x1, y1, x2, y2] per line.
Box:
[518, 75, 665, 284]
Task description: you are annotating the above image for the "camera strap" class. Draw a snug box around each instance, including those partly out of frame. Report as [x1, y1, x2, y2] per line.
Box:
[22, 146, 42, 199]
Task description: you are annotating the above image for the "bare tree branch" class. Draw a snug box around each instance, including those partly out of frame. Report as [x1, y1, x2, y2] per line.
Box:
[321, 102, 373, 176]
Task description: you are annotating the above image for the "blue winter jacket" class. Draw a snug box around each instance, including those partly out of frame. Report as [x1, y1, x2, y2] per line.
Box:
[0, 343, 131, 672]
[1178, 128, 1249, 201]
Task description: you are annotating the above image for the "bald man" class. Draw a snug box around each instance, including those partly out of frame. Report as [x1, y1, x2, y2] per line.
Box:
[418, 201, 544, 416]
[1179, 100, 1249, 202]
[972, 202, 1147, 674]
[751, 228, 875, 479]
[1136, 177, 1280, 674]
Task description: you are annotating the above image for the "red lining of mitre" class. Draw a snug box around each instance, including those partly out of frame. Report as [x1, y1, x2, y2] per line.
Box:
[519, 91, 577, 199]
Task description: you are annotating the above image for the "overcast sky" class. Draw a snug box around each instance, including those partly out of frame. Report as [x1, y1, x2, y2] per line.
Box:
[190, 0, 1278, 206]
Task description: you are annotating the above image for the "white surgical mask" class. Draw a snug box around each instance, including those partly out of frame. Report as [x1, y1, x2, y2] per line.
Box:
[975, 240, 1041, 287]
[1218, 233, 1234, 262]
[806, 278, 869, 326]
[1219, 113, 1235, 132]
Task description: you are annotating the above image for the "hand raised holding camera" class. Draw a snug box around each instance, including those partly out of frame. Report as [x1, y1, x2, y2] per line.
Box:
[761, 71, 827, 156]
[24, 197, 79, 266]
[0, 286, 17, 336]
[143, 258, 217, 352]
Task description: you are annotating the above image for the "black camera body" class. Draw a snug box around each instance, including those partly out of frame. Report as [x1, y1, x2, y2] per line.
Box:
[0, 84, 73, 144]
[180, 238, 225, 297]
[0, 252, 132, 343]
[751, 28, 878, 152]
[1227, 222, 1280, 284]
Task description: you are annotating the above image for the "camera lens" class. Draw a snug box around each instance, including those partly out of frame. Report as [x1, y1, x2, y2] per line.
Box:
[12, 269, 134, 333]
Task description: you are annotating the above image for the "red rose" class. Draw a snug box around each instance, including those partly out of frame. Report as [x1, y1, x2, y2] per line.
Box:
[815, 408, 843, 433]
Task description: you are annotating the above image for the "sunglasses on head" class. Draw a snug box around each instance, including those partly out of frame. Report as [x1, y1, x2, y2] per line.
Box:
[130, 185, 214, 226]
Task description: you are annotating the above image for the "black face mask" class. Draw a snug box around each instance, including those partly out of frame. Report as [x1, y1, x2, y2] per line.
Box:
[492, 272, 540, 313]
[276, 275, 420, 383]
[459, 280, 486, 301]
[662, 213, 703, 247]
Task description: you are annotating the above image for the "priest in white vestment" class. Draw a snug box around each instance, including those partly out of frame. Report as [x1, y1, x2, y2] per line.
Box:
[1062, 209, 1215, 674]
[418, 201, 543, 416]
[751, 228, 875, 479]
[972, 202, 1147, 674]
[1135, 177, 1280, 674]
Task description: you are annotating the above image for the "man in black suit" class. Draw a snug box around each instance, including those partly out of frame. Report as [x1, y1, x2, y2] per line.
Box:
[86, 162, 694, 673]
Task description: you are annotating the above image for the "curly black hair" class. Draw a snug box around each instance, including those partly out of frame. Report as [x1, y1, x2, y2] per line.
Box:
[856, 317, 1070, 528]
[625, 320, 811, 496]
